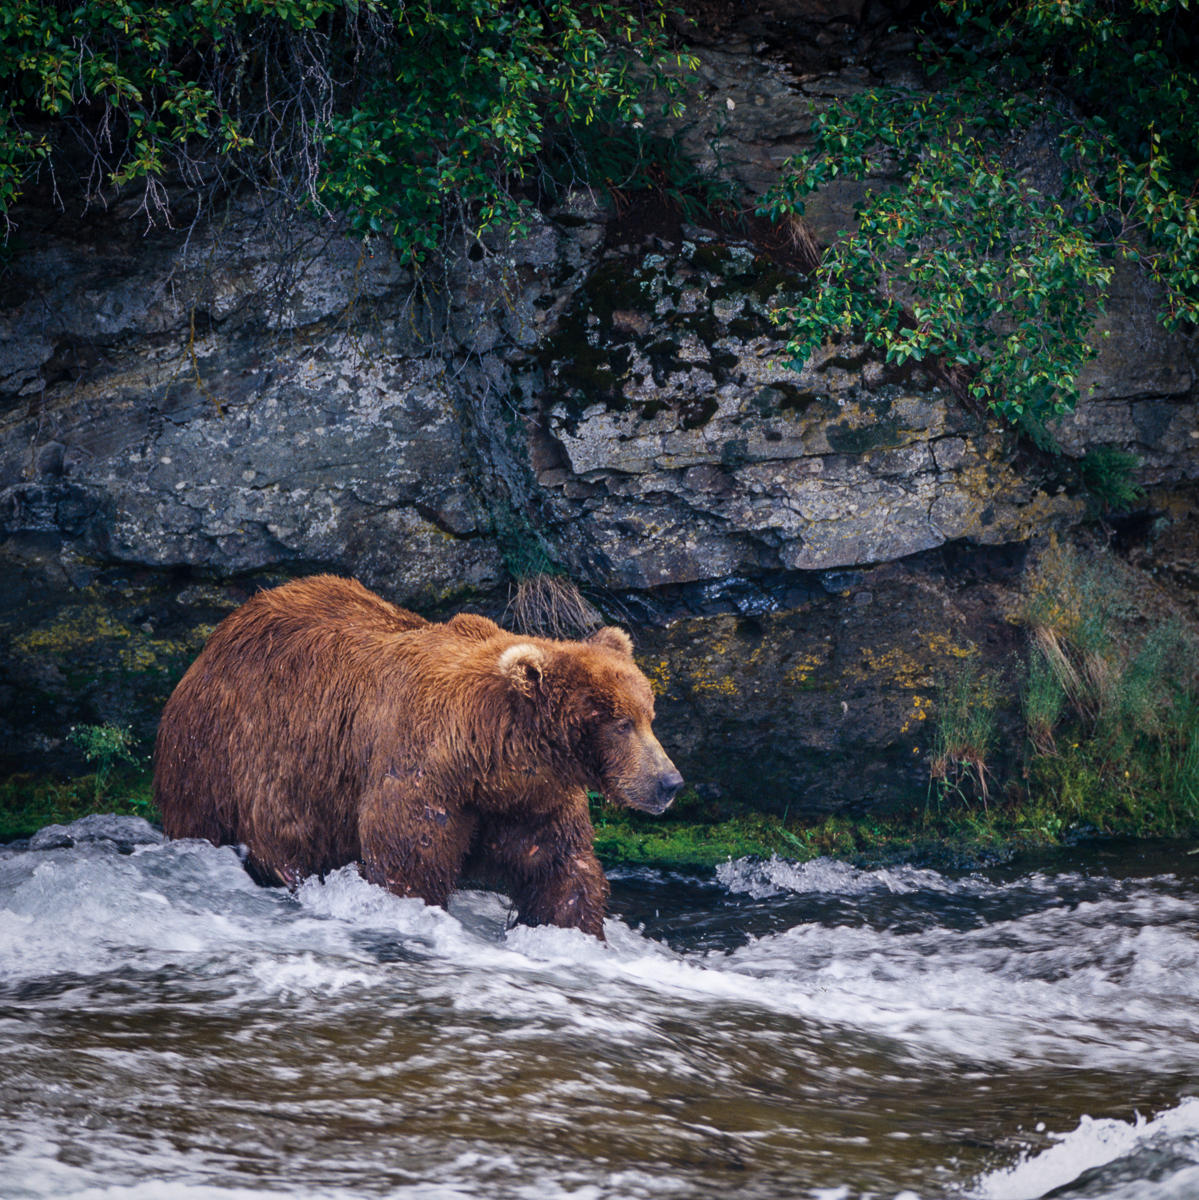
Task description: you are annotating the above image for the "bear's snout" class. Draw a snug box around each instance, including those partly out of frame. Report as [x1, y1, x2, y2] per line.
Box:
[624, 742, 683, 814]
[654, 767, 684, 811]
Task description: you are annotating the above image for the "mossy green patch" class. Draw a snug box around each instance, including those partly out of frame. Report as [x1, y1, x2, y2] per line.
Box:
[592, 809, 796, 867]
[13, 604, 132, 655]
[589, 799, 1019, 871]
[0, 767, 156, 841]
[592, 768, 1199, 872]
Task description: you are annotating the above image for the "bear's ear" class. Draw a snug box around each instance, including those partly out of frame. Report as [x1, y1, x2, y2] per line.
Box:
[498, 643, 547, 698]
[588, 626, 634, 658]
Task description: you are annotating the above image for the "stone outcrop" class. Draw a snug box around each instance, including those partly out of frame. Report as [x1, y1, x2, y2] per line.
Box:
[523, 235, 1082, 588]
[1, 2, 1195, 813]
[0, 209, 506, 601]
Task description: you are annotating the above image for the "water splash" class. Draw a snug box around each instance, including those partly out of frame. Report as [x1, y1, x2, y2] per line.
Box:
[974, 1097, 1199, 1200]
[4, 820, 1199, 1199]
[716, 853, 989, 898]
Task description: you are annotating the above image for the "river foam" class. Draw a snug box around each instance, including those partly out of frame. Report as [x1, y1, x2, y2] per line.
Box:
[3, 819, 1199, 1200]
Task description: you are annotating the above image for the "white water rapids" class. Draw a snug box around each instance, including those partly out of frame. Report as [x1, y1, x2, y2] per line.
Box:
[2, 817, 1198, 1199]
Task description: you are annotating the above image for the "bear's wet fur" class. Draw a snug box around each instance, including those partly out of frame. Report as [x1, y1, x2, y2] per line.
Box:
[154, 575, 682, 937]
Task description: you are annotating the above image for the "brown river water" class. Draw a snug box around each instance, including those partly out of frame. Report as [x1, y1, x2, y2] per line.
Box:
[3, 817, 1199, 1200]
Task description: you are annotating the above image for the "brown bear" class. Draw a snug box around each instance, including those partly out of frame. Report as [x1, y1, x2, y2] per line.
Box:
[154, 574, 681, 938]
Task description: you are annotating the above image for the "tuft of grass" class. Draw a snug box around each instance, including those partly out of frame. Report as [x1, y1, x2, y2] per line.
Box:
[912, 538, 1199, 857]
[1016, 543, 1199, 835]
[1023, 644, 1066, 754]
[929, 658, 1000, 810]
[999, 542, 1199, 838]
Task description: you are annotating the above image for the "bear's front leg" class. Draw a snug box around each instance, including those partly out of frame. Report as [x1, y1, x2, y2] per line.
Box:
[475, 801, 611, 939]
[357, 774, 475, 908]
[510, 848, 610, 939]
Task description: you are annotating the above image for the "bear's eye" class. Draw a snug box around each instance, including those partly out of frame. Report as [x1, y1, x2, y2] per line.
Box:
[615, 717, 635, 735]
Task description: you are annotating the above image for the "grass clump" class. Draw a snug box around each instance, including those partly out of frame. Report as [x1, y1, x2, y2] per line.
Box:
[505, 573, 604, 641]
[1018, 542, 1199, 837]
[916, 540, 1199, 852]
[929, 657, 1001, 811]
[802, 539, 1199, 869]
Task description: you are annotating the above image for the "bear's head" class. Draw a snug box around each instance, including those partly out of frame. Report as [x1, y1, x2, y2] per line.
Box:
[498, 627, 683, 814]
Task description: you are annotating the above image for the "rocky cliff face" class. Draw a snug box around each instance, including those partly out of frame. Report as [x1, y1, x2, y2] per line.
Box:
[2, 2, 1195, 813]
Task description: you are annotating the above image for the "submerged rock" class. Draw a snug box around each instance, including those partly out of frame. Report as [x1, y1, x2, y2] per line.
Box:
[28, 814, 165, 853]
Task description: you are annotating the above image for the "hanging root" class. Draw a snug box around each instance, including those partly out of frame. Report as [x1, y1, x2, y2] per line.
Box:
[505, 574, 604, 641]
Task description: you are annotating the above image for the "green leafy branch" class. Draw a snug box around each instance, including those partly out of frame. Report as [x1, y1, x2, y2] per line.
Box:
[760, 0, 1199, 427]
[0, 0, 690, 262]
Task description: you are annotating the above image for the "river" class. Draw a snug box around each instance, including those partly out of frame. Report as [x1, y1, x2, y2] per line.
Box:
[2, 816, 1198, 1200]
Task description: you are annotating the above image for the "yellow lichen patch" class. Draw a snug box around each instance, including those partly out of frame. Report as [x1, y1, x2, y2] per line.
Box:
[14, 605, 132, 656]
[117, 627, 213, 674]
[639, 656, 673, 698]
[849, 634, 976, 693]
[901, 693, 933, 734]
[851, 646, 933, 690]
[784, 651, 830, 688]
[13, 598, 216, 675]
[924, 633, 976, 659]
[118, 642, 162, 673]
[687, 659, 739, 697]
[662, 624, 739, 698]
[692, 677, 739, 696]
[680, 638, 740, 696]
